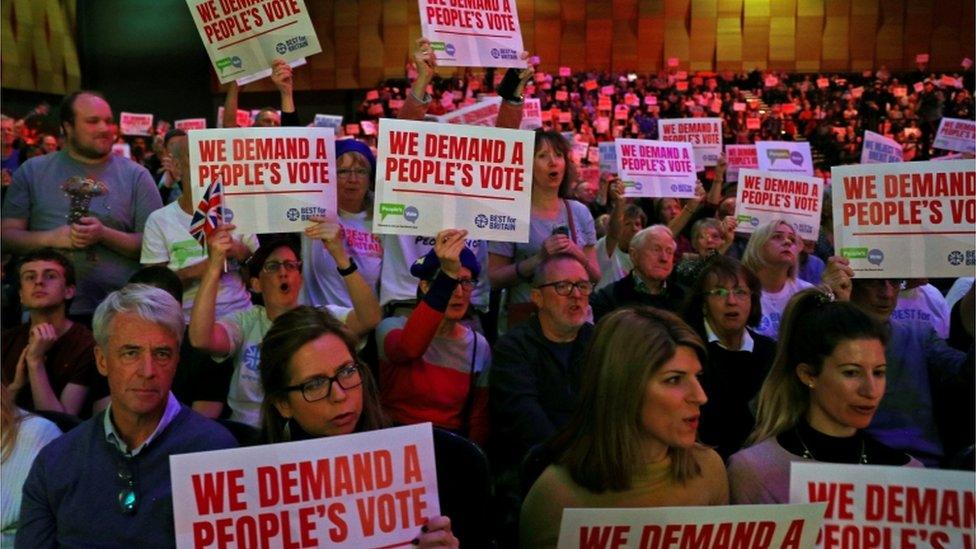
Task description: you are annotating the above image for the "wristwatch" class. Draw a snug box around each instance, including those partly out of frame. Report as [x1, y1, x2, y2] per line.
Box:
[337, 258, 358, 276]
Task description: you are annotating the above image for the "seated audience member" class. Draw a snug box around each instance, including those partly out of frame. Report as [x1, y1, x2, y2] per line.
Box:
[301, 140, 382, 309]
[674, 216, 737, 287]
[893, 280, 950, 339]
[128, 266, 231, 418]
[1, 384, 61, 545]
[850, 278, 972, 467]
[190, 228, 380, 427]
[377, 230, 490, 445]
[521, 307, 728, 548]
[590, 225, 685, 322]
[140, 129, 257, 321]
[258, 306, 457, 548]
[2, 249, 104, 416]
[728, 289, 921, 504]
[741, 219, 852, 339]
[682, 255, 776, 460]
[594, 179, 645, 290]
[17, 285, 237, 547]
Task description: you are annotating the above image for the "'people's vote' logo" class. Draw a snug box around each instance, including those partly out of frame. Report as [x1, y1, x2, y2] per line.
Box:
[868, 249, 884, 266]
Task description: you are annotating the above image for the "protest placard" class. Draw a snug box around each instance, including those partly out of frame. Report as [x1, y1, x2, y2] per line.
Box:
[558, 66, 571, 77]
[595, 117, 610, 134]
[614, 104, 630, 121]
[360, 120, 377, 136]
[667, 57, 680, 67]
[892, 85, 907, 98]
[746, 117, 761, 130]
[933, 117, 976, 154]
[345, 124, 361, 136]
[111, 143, 131, 159]
[236, 57, 306, 86]
[645, 95, 658, 106]
[435, 96, 503, 127]
[372, 118, 533, 242]
[558, 111, 572, 125]
[790, 463, 974, 549]
[675, 70, 688, 81]
[916, 53, 930, 63]
[733, 102, 746, 112]
[598, 141, 617, 175]
[658, 117, 722, 168]
[765, 75, 779, 87]
[313, 114, 344, 130]
[419, 0, 526, 68]
[175, 118, 208, 132]
[216, 107, 253, 128]
[615, 139, 697, 198]
[817, 77, 830, 89]
[520, 98, 542, 130]
[556, 504, 826, 549]
[832, 159, 976, 278]
[583, 79, 598, 91]
[598, 96, 613, 111]
[555, 90, 569, 102]
[735, 169, 824, 241]
[725, 144, 758, 182]
[579, 167, 600, 193]
[120, 112, 153, 136]
[625, 93, 640, 107]
[860, 131, 904, 164]
[587, 147, 600, 165]
[171, 423, 439, 549]
[572, 141, 589, 163]
[188, 127, 336, 235]
[676, 81, 689, 92]
[185, 0, 321, 84]
[756, 141, 813, 176]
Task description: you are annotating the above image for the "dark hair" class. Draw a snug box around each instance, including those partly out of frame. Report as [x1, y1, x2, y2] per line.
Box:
[129, 265, 184, 303]
[547, 306, 707, 492]
[750, 289, 887, 443]
[534, 130, 578, 198]
[683, 255, 762, 334]
[17, 248, 76, 287]
[532, 252, 588, 287]
[259, 306, 387, 442]
[58, 91, 106, 134]
[246, 237, 301, 280]
[163, 128, 187, 148]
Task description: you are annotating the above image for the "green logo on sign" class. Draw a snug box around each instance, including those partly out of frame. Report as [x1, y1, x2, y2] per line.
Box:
[379, 203, 405, 221]
[841, 247, 869, 259]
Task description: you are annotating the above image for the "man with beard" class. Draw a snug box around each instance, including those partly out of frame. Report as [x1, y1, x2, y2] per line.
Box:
[2, 91, 161, 324]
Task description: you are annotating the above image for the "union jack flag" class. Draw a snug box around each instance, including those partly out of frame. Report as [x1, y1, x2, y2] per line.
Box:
[188, 177, 223, 247]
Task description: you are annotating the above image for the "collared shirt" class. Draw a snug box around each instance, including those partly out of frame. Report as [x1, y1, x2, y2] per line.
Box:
[632, 270, 667, 296]
[704, 319, 755, 352]
[103, 392, 181, 456]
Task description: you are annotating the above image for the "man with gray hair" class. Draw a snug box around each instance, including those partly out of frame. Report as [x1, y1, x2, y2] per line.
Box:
[589, 224, 686, 322]
[17, 284, 237, 548]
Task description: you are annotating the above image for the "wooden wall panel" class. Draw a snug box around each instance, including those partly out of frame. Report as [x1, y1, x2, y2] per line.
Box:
[586, 0, 614, 72]
[742, 0, 770, 70]
[560, 0, 587, 71]
[902, 1, 932, 68]
[715, 0, 742, 72]
[689, 0, 717, 72]
[821, 0, 849, 71]
[795, 0, 823, 72]
[637, 0, 666, 73]
[382, 1, 410, 81]
[1, 0, 81, 94]
[611, 0, 639, 72]
[664, 0, 690, 69]
[849, 0, 878, 71]
[768, 0, 796, 71]
[875, 0, 904, 70]
[534, 0, 562, 72]
[930, 0, 962, 70]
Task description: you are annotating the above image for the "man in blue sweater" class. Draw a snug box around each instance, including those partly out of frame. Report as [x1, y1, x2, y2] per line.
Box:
[17, 284, 237, 548]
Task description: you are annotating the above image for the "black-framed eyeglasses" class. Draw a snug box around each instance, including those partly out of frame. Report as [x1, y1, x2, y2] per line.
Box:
[117, 455, 138, 516]
[262, 260, 302, 274]
[337, 168, 370, 178]
[535, 279, 594, 296]
[456, 278, 476, 291]
[704, 287, 751, 300]
[283, 363, 363, 402]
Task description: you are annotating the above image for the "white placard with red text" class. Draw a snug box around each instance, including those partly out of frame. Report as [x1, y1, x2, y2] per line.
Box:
[188, 127, 336, 234]
[658, 117, 723, 168]
[790, 463, 975, 549]
[725, 144, 759, 182]
[373, 118, 533, 242]
[175, 118, 208, 132]
[120, 112, 153, 136]
[111, 143, 131, 159]
[735, 169, 823, 241]
[435, 96, 503, 127]
[419, 0, 526, 68]
[521, 98, 542, 130]
[236, 57, 307, 86]
[933, 117, 976, 154]
[557, 504, 826, 549]
[860, 131, 904, 164]
[831, 160, 976, 278]
[171, 423, 440, 549]
[185, 0, 321, 84]
[615, 139, 697, 198]
[756, 141, 814, 176]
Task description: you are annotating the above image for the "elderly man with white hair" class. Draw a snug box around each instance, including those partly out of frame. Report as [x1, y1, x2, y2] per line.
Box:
[17, 284, 237, 548]
[589, 224, 686, 323]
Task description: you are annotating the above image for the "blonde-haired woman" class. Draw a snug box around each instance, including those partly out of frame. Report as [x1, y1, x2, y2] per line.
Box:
[520, 307, 727, 548]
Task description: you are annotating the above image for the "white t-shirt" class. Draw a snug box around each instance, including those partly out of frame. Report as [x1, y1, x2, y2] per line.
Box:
[945, 277, 974, 310]
[595, 236, 633, 291]
[301, 209, 383, 308]
[893, 284, 950, 339]
[379, 234, 490, 312]
[140, 201, 258, 321]
[217, 304, 351, 427]
[756, 277, 813, 339]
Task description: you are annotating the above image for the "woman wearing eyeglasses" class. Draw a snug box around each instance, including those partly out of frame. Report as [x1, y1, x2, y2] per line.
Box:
[376, 229, 491, 446]
[727, 289, 921, 504]
[259, 306, 458, 548]
[682, 255, 776, 460]
[520, 307, 728, 548]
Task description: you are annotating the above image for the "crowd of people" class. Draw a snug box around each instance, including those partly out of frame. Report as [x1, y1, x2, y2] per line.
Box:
[0, 37, 973, 548]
